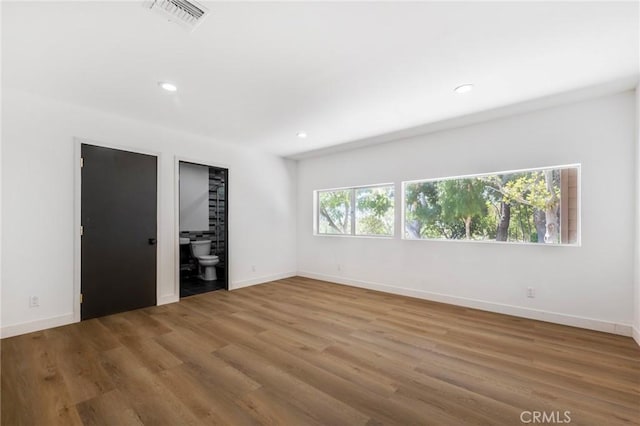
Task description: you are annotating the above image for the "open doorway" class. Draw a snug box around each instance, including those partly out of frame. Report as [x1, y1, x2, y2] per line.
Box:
[178, 161, 229, 297]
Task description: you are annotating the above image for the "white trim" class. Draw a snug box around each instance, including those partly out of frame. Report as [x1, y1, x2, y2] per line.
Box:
[73, 138, 162, 322]
[73, 140, 82, 322]
[313, 234, 394, 240]
[158, 294, 180, 306]
[174, 156, 231, 299]
[315, 182, 395, 193]
[633, 327, 640, 347]
[0, 0, 3, 346]
[297, 271, 633, 337]
[402, 163, 581, 185]
[231, 271, 297, 290]
[400, 237, 581, 248]
[1, 313, 74, 339]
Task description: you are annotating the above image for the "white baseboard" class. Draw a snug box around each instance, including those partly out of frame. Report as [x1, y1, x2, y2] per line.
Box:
[158, 294, 179, 306]
[2, 296, 180, 339]
[0, 272, 297, 338]
[4, 274, 632, 341]
[298, 271, 633, 337]
[1, 313, 75, 339]
[231, 271, 297, 290]
[633, 326, 640, 347]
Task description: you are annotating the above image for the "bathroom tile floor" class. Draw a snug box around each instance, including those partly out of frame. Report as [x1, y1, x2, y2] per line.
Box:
[180, 276, 226, 297]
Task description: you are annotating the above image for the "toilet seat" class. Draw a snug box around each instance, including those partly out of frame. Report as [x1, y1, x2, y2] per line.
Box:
[198, 255, 219, 261]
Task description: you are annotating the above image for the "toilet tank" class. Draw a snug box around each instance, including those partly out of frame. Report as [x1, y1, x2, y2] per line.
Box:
[190, 240, 212, 257]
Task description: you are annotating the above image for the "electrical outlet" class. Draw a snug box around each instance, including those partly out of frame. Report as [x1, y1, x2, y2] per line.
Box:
[527, 287, 535, 298]
[251, 265, 256, 272]
[337, 264, 342, 271]
[29, 296, 40, 308]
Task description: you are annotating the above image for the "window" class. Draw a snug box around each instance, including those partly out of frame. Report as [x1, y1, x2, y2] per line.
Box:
[403, 165, 580, 244]
[316, 184, 394, 237]
[318, 189, 352, 235]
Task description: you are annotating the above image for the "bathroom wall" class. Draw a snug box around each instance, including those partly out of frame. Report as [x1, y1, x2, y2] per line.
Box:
[179, 162, 209, 232]
[208, 168, 226, 256]
[179, 167, 226, 255]
[1, 87, 298, 337]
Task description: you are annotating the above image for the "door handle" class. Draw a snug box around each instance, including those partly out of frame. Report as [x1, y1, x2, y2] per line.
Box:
[148, 238, 157, 245]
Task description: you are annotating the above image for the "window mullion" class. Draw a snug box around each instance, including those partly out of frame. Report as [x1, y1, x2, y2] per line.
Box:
[350, 188, 356, 235]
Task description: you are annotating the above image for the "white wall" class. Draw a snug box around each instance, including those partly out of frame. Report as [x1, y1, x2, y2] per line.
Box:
[1, 88, 297, 337]
[297, 91, 636, 336]
[179, 162, 210, 232]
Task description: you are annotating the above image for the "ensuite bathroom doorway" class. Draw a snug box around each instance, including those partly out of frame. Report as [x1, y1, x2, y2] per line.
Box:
[178, 161, 229, 297]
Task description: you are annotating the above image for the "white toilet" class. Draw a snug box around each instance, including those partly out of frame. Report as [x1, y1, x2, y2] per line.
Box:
[190, 240, 219, 281]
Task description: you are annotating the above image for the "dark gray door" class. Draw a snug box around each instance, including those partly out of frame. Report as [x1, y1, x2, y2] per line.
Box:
[81, 144, 157, 320]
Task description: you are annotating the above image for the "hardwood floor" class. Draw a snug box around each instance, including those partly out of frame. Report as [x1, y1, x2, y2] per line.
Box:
[2, 276, 639, 425]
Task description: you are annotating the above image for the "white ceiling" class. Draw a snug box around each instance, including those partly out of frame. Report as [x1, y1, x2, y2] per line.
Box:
[3, 1, 639, 157]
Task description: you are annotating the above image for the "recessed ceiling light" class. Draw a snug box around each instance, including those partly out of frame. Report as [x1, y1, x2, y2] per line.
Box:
[454, 84, 474, 94]
[297, 132, 308, 139]
[158, 81, 178, 92]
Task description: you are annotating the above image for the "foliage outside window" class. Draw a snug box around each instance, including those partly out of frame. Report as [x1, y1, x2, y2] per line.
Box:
[403, 165, 579, 244]
[317, 185, 394, 237]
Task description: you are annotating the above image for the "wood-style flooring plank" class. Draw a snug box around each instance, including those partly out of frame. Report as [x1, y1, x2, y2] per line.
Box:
[2, 276, 639, 425]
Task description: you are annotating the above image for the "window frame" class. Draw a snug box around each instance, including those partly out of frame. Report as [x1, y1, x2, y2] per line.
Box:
[315, 183, 395, 238]
[400, 164, 581, 246]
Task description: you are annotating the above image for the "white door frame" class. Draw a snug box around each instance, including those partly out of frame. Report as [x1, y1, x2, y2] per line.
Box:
[174, 156, 231, 297]
[73, 137, 162, 322]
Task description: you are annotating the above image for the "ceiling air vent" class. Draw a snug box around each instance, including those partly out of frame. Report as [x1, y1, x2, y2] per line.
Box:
[147, 0, 209, 31]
